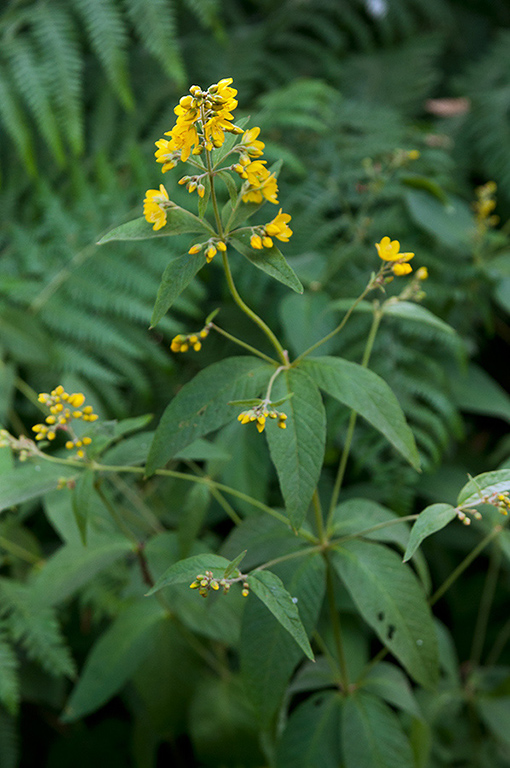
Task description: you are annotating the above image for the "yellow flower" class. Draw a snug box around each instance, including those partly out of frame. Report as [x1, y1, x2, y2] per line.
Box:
[392, 262, 413, 276]
[265, 209, 292, 242]
[416, 266, 428, 280]
[206, 245, 217, 263]
[237, 159, 268, 185]
[250, 234, 263, 249]
[165, 120, 200, 163]
[154, 139, 178, 172]
[375, 237, 414, 263]
[143, 184, 170, 231]
[240, 126, 265, 158]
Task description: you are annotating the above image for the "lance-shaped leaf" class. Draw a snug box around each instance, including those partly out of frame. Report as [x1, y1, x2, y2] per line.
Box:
[241, 554, 325, 725]
[342, 691, 414, 768]
[146, 553, 231, 596]
[230, 232, 303, 294]
[97, 209, 213, 244]
[403, 503, 457, 562]
[150, 251, 206, 327]
[332, 540, 438, 688]
[61, 600, 167, 722]
[457, 469, 510, 507]
[146, 356, 272, 474]
[265, 368, 326, 529]
[248, 569, 314, 660]
[302, 357, 420, 470]
[276, 692, 342, 768]
[0, 462, 78, 513]
[71, 469, 95, 544]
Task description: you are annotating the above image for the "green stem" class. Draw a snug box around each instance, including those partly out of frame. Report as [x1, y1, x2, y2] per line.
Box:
[211, 323, 277, 364]
[470, 541, 502, 667]
[326, 308, 383, 530]
[294, 284, 376, 364]
[0, 535, 42, 565]
[185, 460, 242, 525]
[253, 545, 322, 573]
[29, 450, 318, 542]
[221, 252, 288, 364]
[203, 139, 288, 364]
[430, 526, 502, 607]
[325, 556, 350, 692]
[486, 617, 510, 666]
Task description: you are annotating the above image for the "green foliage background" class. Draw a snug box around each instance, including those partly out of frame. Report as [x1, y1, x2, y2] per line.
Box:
[2, 0, 510, 766]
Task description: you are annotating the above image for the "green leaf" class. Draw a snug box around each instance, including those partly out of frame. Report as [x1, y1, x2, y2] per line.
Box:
[265, 368, 326, 529]
[477, 696, 510, 748]
[32, 536, 132, 607]
[71, 469, 95, 544]
[457, 469, 510, 507]
[401, 175, 448, 203]
[362, 662, 422, 719]
[146, 553, 231, 595]
[332, 540, 438, 688]
[222, 198, 264, 231]
[275, 692, 342, 768]
[280, 292, 337, 357]
[449, 364, 510, 423]
[216, 170, 239, 205]
[302, 357, 420, 470]
[62, 599, 167, 722]
[223, 550, 247, 578]
[331, 499, 432, 594]
[248, 569, 314, 660]
[405, 190, 474, 250]
[342, 691, 414, 768]
[382, 301, 456, 336]
[0, 462, 78, 513]
[150, 252, 206, 327]
[97, 210, 212, 244]
[403, 503, 457, 562]
[146, 357, 271, 474]
[230, 232, 303, 294]
[241, 554, 325, 725]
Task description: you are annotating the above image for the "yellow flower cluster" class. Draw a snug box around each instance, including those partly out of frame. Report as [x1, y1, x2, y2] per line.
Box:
[171, 326, 209, 353]
[155, 78, 241, 168]
[237, 405, 287, 433]
[32, 385, 97, 458]
[143, 184, 172, 231]
[473, 181, 498, 229]
[188, 238, 227, 263]
[250, 209, 293, 250]
[234, 158, 279, 205]
[189, 571, 249, 598]
[375, 237, 415, 276]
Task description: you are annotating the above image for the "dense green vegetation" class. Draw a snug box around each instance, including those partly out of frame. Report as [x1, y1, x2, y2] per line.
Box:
[2, 1, 510, 766]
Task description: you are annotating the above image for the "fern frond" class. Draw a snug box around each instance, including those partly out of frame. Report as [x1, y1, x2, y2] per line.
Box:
[0, 626, 19, 716]
[32, 2, 84, 155]
[70, 0, 133, 109]
[0, 64, 36, 177]
[182, 0, 222, 28]
[125, 0, 185, 85]
[0, 580, 75, 679]
[4, 35, 66, 165]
